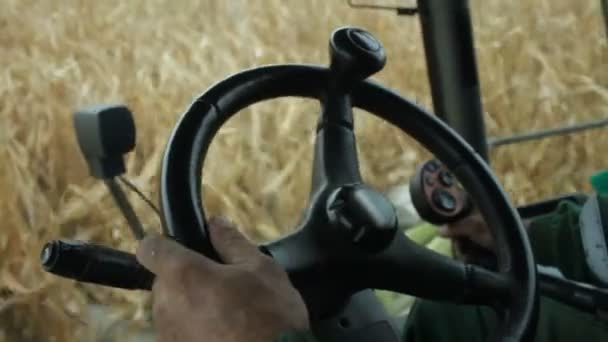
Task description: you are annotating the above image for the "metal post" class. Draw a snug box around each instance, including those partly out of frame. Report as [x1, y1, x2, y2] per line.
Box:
[417, 0, 489, 162]
[602, 0, 608, 38]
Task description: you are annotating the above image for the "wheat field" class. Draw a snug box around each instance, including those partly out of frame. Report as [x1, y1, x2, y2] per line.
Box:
[0, 0, 606, 341]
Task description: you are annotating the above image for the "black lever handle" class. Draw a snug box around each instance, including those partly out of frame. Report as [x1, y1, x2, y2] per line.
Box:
[41, 239, 154, 290]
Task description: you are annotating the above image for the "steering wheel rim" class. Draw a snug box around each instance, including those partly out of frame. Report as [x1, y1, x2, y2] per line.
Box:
[159, 64, 538, 342]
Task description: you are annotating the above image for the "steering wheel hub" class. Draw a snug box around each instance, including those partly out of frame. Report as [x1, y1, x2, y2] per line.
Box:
[326, 184, 398, 253]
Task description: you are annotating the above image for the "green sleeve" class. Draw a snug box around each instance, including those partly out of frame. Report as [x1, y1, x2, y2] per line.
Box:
[526, 199, 594, 283]
[401, 300, 490, 342]
[402, 296, 608, 342]
[273, 330, 318, 342]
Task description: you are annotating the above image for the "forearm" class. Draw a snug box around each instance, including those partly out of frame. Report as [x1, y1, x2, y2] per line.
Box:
[525, 199, 594, 283]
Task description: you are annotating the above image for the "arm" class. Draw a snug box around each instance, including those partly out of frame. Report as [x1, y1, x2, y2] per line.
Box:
[526, 199, 594, 283]
[439, 199, 594, 283]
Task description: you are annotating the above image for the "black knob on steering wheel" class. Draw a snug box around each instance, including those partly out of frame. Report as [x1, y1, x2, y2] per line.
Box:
[159, 26, 538, 342]
[329, 27, 386, 88]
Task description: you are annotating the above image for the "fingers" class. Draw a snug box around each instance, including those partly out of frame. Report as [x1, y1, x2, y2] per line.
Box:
[207, 216, 264, 265]
[136, 234, 214, 276]
[438, 212, 482, 235]
[136, 216, 264, 275]
[437, 212, 495, 250]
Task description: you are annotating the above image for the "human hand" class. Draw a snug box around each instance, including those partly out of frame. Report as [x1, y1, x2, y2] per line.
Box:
[136, 217, 310, 342]
[437, 210, 496, 260]
[437, 209, 532, 262]
[437, 210, 495, 250]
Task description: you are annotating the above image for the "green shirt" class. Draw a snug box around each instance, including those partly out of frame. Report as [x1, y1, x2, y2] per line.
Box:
[275, 199, 608, 342]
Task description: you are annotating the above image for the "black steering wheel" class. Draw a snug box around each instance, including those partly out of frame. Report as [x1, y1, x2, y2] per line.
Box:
[159, 27, 538, 342]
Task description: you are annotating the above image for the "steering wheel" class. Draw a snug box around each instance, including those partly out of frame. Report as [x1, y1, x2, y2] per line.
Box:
[159, 27, 538, 342]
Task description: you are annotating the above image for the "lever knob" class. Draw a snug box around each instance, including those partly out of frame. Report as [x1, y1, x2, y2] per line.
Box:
[329, 26, 386, 87]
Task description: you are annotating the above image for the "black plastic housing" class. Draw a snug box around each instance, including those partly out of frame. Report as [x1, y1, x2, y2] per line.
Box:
[73, 104, 136, 179]
[41, 240, 153, 290]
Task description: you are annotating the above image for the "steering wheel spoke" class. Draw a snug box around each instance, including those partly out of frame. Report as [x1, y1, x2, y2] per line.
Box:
[264, 230, 513, 309]
[341, 234, 512, 305]
[310, 95, 363, 193]
[464, 264, 514, 305]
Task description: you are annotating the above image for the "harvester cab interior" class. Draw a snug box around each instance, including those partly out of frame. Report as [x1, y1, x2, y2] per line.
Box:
[40, 1, 608, 341]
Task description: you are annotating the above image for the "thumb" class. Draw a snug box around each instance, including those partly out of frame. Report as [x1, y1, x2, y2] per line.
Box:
[208, 216, 263, 265]
[437, 225, 452, 237]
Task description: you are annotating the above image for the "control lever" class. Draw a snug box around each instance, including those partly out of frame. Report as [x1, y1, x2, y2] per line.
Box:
[311, 26, 387, 191]
[41, 239, 154, 290]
